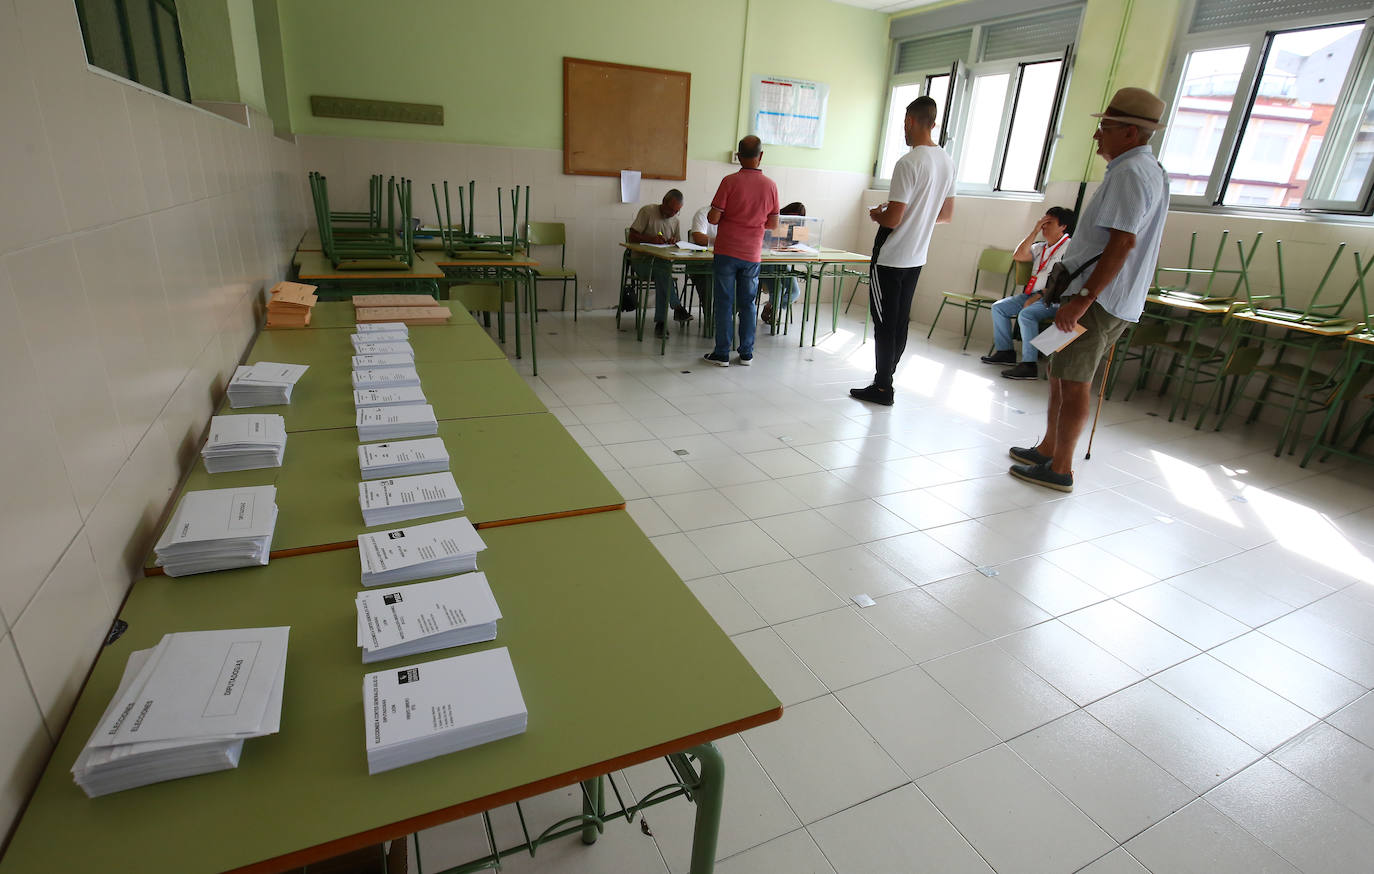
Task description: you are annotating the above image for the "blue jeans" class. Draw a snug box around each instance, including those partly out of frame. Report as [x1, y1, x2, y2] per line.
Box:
[712, 254, 760, 358]
[633, 257, 679, 324]
[992, 295, 1059, 363]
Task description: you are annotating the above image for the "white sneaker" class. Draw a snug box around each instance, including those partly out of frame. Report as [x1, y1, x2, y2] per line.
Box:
[702, 353, 730, 367]
[736, 354, 753, 366]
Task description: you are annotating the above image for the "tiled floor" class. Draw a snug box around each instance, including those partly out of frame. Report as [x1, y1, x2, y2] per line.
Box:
[409, 307, 1374, 874]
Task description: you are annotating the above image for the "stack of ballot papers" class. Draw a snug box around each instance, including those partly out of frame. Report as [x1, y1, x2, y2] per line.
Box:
[356, 321, 409, 336]
[200, 414, 287, 473]
[355, 572, 501, 663]
[359, 437, 450, 479]
[154, 486, 278, 577]
[357, 404, 437, 441]
[351, 331, 410, 350]
[265, 282, 318, 328]
[227, 362, 309, 408]
[358, 516, 487, 586]
[72, 627, 289, 797]
[352, 340, 414, 358]
[362, 647, 525, 774]
[351, 353, 415, 370]
[353, 294, 441, 309]
[352, 367, 421, 390]
[356, 305, 452, 326]
[359, 472, 463, 526]
[354, 386, 427, 408]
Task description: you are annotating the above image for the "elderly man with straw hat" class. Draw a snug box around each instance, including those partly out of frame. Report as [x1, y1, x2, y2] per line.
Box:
[1007, 86, 1170, 492]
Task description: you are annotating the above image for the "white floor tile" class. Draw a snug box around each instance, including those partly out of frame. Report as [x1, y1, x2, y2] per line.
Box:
[607, 438, 681, 468]
[774, 470, 867, 508]
[1165, 563, 1296, 627]
[873, 487, 970, 529]
[1076, 848, 1151, 874]
[987, 556, 1109, 616]
[1119, 583, 1250, 650]
[1125, 799, 1301, 874]
[726, 560, 845, 625]
[689, 455, 771, 488]
[799, 545, 915, 600]
[997, 620, 1143, 706]
[1211, 632, 1366, 717]
[827, 463, 919, 498]
[687, 521, 790, 573]
[815, 499, 915, 542]
[743, 695, 907, 825]
[1272, 722, 1374, 825]
[775, 607, 911, 691]
[655, 489, 747, 531]
[730, 628, 827, 707]
[627, 498, 679, 537]
[1087, 681, 1260, 794]
[754, 509, 858, 558]
[808, 784, 993, 873]
[867, 530, 975, 586]
[587, 419, 655, 445]
[862, 587, 988, 664]
[628, 462, 714, 497]
[603, 469, 648, 500]
[917, 745, 1116, 874]
[683, 576, 767, 636]
[650, 532, 718, 580]
[714, 830, 835, 874]
[837, 665, 999, 779]
[1329, 692, 1374, 748]
[1061, 601, 1200, 676]
[1040, 542, 1157, 597]
[923, 572, 1052, 637]
[1153, 655, 1316, 754]
[746, 447, 823, 478]
[718, 480, 810, 519]
[1260, 611, 1374, 687]
[1009, 711, 1195, 841]
[923, 642, 1076, 740]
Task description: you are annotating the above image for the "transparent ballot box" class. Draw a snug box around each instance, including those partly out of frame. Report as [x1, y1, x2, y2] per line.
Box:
[764, 215, 822, 254]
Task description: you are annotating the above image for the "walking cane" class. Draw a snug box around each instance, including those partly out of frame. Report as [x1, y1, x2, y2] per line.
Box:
[1084, 344, 1116, 461]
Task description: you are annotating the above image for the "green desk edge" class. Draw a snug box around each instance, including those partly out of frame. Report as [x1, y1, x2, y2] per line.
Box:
[0, 513, 781, 874]
[285, 300, 478, 330]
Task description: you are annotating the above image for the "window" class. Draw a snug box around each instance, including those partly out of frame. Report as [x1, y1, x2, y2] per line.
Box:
[1160, 1, 1374, 214]
[74, 0, 190, 101]
[876, 6, 1079, 193]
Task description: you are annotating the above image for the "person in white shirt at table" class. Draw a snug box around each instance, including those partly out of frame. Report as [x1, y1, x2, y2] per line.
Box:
[982, 207, 1076, 380]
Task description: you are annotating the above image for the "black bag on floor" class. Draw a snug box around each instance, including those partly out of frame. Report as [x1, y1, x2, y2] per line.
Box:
[620, 284, 638, 312]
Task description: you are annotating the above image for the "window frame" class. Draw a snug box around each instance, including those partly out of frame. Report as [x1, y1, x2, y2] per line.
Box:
[73, 0, 191, 103]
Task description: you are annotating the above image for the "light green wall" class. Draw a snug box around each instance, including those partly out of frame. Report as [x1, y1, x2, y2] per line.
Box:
[178, 0, 240, 102]
[274, 0, 887, 174]
[253, 0, 291, 133]
[227, 0, 266, 111]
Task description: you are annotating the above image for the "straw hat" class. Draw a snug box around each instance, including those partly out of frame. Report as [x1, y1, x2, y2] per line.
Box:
[1092, 87, 1167, 131]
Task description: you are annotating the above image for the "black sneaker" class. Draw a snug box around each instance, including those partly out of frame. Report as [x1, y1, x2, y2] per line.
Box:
[702, 352, 730, 367]
[980, 349, 1016, 365]
[674, 306, 693, 323]
[1009, 445, 1051, 465]
[654, 322, 668, 339]
[1001, 362, 1038, 380]
[737, 353, 753, 366]
[849, 384, 894, 406]
[1008, 461, 1074, 492]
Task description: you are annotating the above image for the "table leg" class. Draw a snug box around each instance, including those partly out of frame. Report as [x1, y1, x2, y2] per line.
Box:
[513, 267, 524, 361]
[686, 742, 724, 874]
[527, 268, 539, 376]
[581, 775, 604, 845]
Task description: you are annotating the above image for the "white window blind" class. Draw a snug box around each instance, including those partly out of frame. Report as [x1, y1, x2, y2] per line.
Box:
[980, 7, 1081, 62]
[894, 29, 972, 75]
[1188, 0, 1370, 34]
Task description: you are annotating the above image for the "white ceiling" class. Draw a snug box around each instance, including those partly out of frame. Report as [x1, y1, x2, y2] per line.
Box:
[829, 0, 950, 13]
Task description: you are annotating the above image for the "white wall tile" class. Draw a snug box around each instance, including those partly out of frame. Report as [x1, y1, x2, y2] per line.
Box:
[0, 634, 52, 833]
[0, 0, 67, 254]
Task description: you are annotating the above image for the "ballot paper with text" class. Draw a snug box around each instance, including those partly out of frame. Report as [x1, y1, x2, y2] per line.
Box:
[354, 386, 427, 408]
[356, 572, 501, 662]
[355, 322, 409, 335]
[153, 485, 278, 576]
[201, 414, 286, 472]
[356, 404, 438, 441]
[352, 331, 409, 349]
[351, 353, 416, 370]
[359, 471, 463, 526]
[352, 341, 414, 357]
[358, 437, 450, 479]
[227, 362, 309, 408]
[363, 646, 526, 774]
[358, 516, 487, 586]
[352, 367, 422, 390]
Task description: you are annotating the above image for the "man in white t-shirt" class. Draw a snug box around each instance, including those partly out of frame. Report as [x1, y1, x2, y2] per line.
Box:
[982, 206, 1075, 379]
[688, 205, 717, 247]
[851, 96, 956, 407]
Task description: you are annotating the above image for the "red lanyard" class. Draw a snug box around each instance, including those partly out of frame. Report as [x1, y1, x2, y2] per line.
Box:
[1026, 235, 1069, 295]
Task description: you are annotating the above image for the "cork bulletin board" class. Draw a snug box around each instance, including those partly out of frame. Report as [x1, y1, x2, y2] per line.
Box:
[563, 57, 690, 180]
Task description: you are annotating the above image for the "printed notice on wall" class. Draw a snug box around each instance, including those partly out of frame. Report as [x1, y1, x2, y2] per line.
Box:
[750, 75, 829, 149]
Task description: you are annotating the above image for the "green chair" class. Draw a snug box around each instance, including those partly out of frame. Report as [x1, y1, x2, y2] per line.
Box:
[527, 221, 578, 320]
[927, 247, 1015, 350]
[451, 281, 516, 344]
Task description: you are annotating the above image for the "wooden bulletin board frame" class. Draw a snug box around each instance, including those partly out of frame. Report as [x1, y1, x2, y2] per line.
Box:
[563, 57, 690, 180]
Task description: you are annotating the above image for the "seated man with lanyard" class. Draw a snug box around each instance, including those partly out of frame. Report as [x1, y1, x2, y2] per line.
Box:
[981, 206, 1075, 380]
[760, 202, 807, 326]
[628, 189, 693, 339]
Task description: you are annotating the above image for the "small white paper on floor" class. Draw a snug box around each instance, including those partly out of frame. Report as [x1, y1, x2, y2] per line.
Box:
[851, 594, 876, 608]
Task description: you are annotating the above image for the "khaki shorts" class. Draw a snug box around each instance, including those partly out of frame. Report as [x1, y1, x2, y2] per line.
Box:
[1049, 302, 1130, 383]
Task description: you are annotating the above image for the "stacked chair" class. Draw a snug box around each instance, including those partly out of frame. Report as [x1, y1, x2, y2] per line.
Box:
[309, 172, 415, 270]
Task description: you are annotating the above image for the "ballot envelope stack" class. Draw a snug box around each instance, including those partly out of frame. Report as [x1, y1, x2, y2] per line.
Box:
[358, 516, 487, 586]
[264, 281, 317, 328]
[358, 437, 450, 479]
[359, 471, 463, 527]
[351, 328, 409, 350]
[227, 362, 309, 408]
[72, 627, 289, 797]
[354, 386, 427, 409]
[154, 486, 278, 577]
[200, 414, 287, 473]
[362, 646, 526, 774]
[355, 572, 501, 663]
[356, 404, 438, 442]
[352, 367, 421, 390]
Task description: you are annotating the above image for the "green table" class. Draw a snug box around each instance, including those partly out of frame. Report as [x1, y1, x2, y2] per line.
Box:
[294, 300, 478, 330]
[218, 359, 546, 433]
[294, 251, 445, 300]
[248, 321, 503, 364]
[174, 413, 624, 557]
[430, 256, 541, 376]
[0, 513, 781, 874]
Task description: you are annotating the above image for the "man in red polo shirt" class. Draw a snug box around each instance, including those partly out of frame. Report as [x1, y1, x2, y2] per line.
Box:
[703, 135, 780, 367]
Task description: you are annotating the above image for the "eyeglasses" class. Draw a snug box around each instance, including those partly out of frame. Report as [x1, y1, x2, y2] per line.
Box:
[1096, 120, 1129, 133]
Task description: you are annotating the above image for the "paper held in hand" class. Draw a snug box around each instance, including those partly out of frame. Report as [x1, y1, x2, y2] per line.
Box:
[1030, 323, 1088, 356]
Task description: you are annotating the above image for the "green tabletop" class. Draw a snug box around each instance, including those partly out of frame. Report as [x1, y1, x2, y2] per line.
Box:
[294, 251, 445, 280]
[173, 413, 624, 556]
[294, 301, 478, 330]
[249, 322, 502, 363]
[0, 512, 780, 874]
[217, 359, 546, 432]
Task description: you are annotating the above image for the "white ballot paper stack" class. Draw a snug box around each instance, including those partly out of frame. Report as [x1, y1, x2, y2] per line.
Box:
[362, 646, 526, 774]
[358, 516, 487, 586]
[352, 330, 410, 349]
[351, 353, 415, 371]
[358, 438, 450, 479]
[72, 627, 289, 797]
[359, 472, 463, 527]
[357, 404, 438, 442]
[352, 341, 414, 358]
[354, 386, 427, 408]
[154, 486, 278, 577]
[226, 362, 309, 408]
[356, 573, 501, 663]
[201, 414, 287, 473]
[352, 367, 421, 390]
[355, 322, 409, 338]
